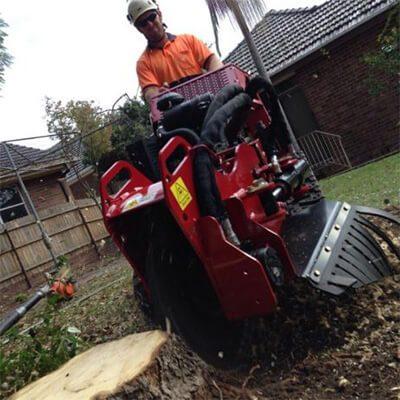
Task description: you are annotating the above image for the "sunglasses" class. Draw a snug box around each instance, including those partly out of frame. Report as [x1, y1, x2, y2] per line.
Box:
[135, 12, 158, 28]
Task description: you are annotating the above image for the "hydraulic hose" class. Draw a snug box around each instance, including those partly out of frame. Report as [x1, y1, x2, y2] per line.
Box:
[201, 92, 253, 150]
[246, 76, 291, 152]
[194, 89, 252, 220]
[161, 93, 213, 132]
[158, 128, 201, 146]
[202, 84, 245, 129]
[193, 148, 227, 220]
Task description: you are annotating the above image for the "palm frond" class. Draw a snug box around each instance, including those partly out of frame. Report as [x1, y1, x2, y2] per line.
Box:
[0, 16, 13, 87]
[205, 0, 267, 29]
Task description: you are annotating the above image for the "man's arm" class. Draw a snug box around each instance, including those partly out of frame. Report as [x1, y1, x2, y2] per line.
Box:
[143, 86, 160, 104]
[187, 34, 223, 73]
[137, 56, 167, 104]
[204, 54, 224, 72]
[143, 84, 170, 104]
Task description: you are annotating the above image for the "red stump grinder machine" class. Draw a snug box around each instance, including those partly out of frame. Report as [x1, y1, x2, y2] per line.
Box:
[100, 65, 399, 362]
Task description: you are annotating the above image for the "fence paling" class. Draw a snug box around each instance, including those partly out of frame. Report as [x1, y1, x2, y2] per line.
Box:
[1, 237, 43, 255]
[0, 200, 110, 287]
[3, 227, 31, 288]
[76, 205, 101, 257]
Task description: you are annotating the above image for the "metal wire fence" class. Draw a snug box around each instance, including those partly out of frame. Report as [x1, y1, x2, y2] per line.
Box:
[298, 130, 352, 174]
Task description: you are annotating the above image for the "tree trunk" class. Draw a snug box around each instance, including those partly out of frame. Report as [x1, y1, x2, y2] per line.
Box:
[225, 0, 300, 151]
[226, 0, 270, 82]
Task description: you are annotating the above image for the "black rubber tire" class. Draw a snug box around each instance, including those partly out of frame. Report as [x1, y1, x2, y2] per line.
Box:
[145, 224, 247, 366]
[132, 275, 153, 320]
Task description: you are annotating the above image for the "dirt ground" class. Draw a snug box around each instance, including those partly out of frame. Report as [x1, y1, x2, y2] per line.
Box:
[1, 215, 399, 400]
[115, 209, 400, 400]
[113, 274, 400, 400]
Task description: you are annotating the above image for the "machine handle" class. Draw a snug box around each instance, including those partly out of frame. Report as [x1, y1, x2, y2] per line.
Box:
[158, 136, 192, 179]
[99, 160, 151, 211]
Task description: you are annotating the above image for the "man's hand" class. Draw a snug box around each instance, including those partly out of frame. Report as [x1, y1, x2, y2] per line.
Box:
[204, 54, 224, 72]
[143, 83, 170, 104]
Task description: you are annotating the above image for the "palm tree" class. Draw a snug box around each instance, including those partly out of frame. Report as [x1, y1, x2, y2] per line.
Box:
[0, 16, 13, 89]
[205, 0, 300, 149]
[205, 0, 270, 82]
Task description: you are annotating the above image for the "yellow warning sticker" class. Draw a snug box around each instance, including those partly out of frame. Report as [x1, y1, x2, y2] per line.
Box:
[170, 177, 193, 211]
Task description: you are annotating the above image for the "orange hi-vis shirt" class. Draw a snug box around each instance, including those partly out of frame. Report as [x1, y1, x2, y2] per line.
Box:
[136, 33, 213, 91]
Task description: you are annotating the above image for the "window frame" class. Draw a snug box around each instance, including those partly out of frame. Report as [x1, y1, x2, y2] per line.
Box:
[0, 185, 29, 224]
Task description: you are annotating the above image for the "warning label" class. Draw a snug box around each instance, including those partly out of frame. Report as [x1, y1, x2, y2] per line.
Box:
[170, 177, 193, 211]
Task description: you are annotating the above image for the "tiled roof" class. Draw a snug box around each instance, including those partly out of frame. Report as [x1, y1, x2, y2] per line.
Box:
[48, 138, 93, 180]
[0, 138, 93, 181]
[0, 143, 62, 171]
[224, 0, 397, 75]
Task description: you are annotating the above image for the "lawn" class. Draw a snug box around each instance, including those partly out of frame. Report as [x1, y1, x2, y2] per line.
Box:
[320, 153, 400, 208]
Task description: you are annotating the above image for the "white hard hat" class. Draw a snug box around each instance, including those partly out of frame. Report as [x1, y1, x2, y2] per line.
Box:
[127, 0, 158, 24]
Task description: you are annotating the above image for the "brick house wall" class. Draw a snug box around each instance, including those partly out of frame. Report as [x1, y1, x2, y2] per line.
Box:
[24, 172, 69, 211]
[69, 172, 99, 200]
[276, 15, 399, 166]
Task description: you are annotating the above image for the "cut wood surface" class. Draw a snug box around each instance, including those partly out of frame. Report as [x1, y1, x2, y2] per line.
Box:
[10, 330, 168, 400]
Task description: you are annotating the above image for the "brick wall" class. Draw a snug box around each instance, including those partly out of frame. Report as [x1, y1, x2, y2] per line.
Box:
[70, 173, 99, 200]
[24, 172, 68, 211]
[280, 18, 399, 166]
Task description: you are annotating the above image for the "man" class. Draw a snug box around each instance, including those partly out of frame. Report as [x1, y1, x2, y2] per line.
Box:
[127, 0, 224, 103]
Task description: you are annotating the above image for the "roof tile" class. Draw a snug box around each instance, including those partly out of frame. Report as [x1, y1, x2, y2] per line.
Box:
[225, 0, 396, 75]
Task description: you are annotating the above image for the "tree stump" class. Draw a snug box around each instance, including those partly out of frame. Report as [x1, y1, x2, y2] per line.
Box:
[10, 331, 168, 400]
[10, 331, 213, 400]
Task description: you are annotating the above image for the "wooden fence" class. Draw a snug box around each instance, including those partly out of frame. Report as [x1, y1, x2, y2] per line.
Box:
[0, 199, 111, 290]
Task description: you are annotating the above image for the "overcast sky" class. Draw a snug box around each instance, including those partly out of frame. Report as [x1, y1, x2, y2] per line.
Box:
[0, 0, 325, 148]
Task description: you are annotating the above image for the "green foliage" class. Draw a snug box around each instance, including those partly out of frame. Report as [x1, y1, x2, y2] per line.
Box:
[55, 255, 69, 271]
[0, 16, 13, 88]
[363, 6, 400, 96]
[96, 98, 151, 176]
[320, 153, 400, 208]
[14, 293, 28, 303]
[0, 305, 86, 398]
[110, 99, 151, 158]
[45, 98, 112, 170]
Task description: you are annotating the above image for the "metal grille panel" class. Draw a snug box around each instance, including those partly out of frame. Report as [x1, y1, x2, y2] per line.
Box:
[298, 130, 352, 173]
[150, 64, 248, 124]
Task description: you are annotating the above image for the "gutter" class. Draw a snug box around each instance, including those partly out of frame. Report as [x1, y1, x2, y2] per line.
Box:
[0, 162, 69, 187]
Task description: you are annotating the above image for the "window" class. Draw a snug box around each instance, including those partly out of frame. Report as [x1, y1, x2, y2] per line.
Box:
[0, 186, 29, 223]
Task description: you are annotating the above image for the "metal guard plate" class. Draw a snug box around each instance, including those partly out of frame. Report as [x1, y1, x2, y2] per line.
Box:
[282, 199, 399, 295]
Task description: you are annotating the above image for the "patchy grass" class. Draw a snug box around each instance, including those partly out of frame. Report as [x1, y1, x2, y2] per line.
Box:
[320, 153, 400, 208]
[0, 308, 86, 394]
[0, 257, 145, 399]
